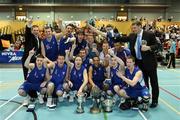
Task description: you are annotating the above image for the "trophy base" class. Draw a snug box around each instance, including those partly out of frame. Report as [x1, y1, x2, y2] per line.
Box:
[103, 107, 113, 113]
[76, 108, 84, 114]
[103, 110, 112, 113]
[90, 107, 101, 114]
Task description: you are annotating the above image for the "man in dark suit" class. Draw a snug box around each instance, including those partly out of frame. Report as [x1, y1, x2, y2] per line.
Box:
[119, 21, 159, 108]
[22, 19, 42, 79]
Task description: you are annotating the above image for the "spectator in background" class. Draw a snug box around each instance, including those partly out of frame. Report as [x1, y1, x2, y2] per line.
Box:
[13, 40, 22, 51]
[100, 24, 106, 32]
[167, 38, 176, 68]
[176, 31, 180, 57]
[165, 29, 170, 41]
[177, 39, 180, 57]
[113, 27, 121, 39]
[170, 29, 176, 40]
[5, 40, 22, 51]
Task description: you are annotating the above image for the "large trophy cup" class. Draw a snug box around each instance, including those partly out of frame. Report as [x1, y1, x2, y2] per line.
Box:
[90, 86, 102, 114]
[76, 93, 86, 113]
[102, 97, 115, 113]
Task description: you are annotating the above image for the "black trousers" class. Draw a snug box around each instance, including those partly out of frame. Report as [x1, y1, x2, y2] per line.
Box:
[178, 49, 180, 57]
[167, 53, 175, 68]
[143, 69, 159, 103]
[22, 60, 28, 80]
[135, 60, 159, 103]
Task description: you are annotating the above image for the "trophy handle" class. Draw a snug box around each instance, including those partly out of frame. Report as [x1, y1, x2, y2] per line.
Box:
[84, 93, 87, 98]
[75, 94, 78, 99]
[112, 100, 116, 107]
[75, 92, 87, 98]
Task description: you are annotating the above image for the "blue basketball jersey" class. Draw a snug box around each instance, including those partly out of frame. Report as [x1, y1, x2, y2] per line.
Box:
[110, 64, 124, 86]
[43, 35, 58, 61]
[92, 64, 106, 87]
[70, 65, 86, 90]
[82, 57, 90, 69]
[51, 63, 67, 85]
[58, 34, 73, 56]
[125, 66, 146, 90]
[116, 48, 131, 64]
[27, 65, 46, 84]
[73, 39, 87, 56]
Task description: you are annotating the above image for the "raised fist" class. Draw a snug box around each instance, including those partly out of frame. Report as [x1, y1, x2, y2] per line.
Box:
[29, 48, 35, 56]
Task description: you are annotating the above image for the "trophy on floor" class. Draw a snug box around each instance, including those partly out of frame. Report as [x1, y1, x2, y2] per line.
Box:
[90, 86, 102, 114]
[76, 93, 86, 113]
[102, 97, 115, 113]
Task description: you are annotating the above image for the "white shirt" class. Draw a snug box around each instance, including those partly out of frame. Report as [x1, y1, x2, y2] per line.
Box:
[165, 33, 170, 40]
[36, 37, 40, 49]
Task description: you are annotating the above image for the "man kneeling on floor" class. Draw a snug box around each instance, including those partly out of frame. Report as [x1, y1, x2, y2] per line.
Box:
[18, 48, 48, 106]
[116, 56, 150, 112]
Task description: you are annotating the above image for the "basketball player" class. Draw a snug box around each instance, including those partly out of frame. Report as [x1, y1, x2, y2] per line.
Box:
[107, 49, 126, 96]
[64, 50, 88, 102]
[41, 26, 59, 61]
[116, 56, 150, 112]
[88, 56, 108, 90]
[46, 55, 67, 108]
[18, 48, 48, 105]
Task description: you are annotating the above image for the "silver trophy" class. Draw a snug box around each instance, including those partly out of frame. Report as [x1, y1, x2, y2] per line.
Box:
[102, 97, 115, 113]
[76, 93, 86, 113]
[90, 86, 102, 114]
[142, 40, 147, 45]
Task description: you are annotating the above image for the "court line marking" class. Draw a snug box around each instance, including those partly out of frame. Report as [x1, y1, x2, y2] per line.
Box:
[0, 80, 21, 85]
[4, 104, 24, 120]
[103, 111, 108, 120]
[0, 80, 22, 90]
[0, 99, 37, 120]
[0, 68, 22, 70]
[0, 94, 19, 108]
[159, 80, 180, 81]
[159, 97, 180, 115]
[132, 108, 148, 120]
[160, 85, 180, 87]
[138, 110, 148, 120]
[158, 69, 180, 73]
[159, 87, 180, 100]
[0, 70, 22, 72]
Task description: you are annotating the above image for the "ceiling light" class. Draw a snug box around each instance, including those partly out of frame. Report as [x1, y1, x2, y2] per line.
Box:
[19, 7, 23, 11]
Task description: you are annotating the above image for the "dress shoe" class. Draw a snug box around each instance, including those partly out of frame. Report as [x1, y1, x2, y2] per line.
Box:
[150, 102, 158, 108]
